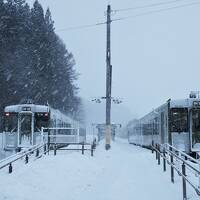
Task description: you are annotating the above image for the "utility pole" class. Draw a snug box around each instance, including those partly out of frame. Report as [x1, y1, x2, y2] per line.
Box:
[105, 4, 112, 150]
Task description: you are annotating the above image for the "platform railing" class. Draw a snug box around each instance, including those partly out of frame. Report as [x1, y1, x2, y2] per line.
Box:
[0, 143, 48, 173]
[0, 127, 96, 174]
[152, 142, 200, 200]
[48, 137, 97, 157]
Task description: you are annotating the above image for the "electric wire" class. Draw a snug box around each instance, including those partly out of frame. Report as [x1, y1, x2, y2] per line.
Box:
[112, 1, 200, 23]
[56, 1, 200, 32]
[114, 0, 200, 12]
[56, 22, 106, 32]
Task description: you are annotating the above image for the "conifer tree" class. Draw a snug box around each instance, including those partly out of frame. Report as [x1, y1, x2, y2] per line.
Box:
[0, 0, 84, 122]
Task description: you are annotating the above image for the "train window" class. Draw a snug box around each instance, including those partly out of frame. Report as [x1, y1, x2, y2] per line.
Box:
[143, 123, 152, 135]
[192, 109, 200, 132]
[154, 118, 159, 135]
[20, 114, 32, 133]
[4, 113, 18, 132]
[34, 113, 49, 131]
[170, 108, 188, 132]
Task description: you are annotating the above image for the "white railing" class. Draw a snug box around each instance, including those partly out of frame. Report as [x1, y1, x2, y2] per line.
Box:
[41, 127, 85, 144]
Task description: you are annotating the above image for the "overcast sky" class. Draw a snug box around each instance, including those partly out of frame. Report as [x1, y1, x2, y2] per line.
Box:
[27, 0, 200, 124]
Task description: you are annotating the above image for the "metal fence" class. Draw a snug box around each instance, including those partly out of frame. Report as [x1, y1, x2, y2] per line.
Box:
[51, 139, 97, 157]
[0, 127, 96, 174]
[0, 143, 48, 173]
[152, 142, 200, 200]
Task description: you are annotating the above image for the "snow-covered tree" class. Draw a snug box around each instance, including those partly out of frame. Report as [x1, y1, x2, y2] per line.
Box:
[0, 0, 84, 123]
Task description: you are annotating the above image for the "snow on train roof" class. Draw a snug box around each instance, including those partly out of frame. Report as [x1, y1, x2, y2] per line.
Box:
[4, 104, 80, 127]
[170, 98, 200, 108]
[4, 104, 49, 113]
[128, 97, 200, 125]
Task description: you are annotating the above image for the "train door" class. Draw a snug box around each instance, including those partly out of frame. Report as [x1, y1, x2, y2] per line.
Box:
[170, 108, 189, 152]
[190, 109, 200, 151]
[18, 112, 34, 147]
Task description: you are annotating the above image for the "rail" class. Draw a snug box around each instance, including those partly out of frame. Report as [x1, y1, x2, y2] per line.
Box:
[0, 143, 48, 173]
[152, 142, 200, 200]
[0, 127, 97, 174]
[49, 138, 97, 157]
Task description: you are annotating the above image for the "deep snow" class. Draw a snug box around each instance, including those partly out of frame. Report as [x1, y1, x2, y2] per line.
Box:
[0, 138, 198, 200]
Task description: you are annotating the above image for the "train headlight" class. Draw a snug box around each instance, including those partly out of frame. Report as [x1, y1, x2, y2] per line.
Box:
[5, 113, 10, 117]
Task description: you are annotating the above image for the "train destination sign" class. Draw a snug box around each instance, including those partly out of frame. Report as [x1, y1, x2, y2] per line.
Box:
[22, 107, 31, 111]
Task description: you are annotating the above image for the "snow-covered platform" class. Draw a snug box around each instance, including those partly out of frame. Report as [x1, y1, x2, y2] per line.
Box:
[0, 139, 198, 200]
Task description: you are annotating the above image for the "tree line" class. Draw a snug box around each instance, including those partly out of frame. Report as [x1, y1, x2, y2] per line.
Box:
[0, 0, 84, 122]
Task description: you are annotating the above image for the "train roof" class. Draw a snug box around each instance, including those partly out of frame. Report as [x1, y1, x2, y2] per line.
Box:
[128, 97, 200, 125]
[152, 97, 200, 111]
[4, 104, 49, 113]
[4, 103, 82, 128]
[170, 98, 200, 108]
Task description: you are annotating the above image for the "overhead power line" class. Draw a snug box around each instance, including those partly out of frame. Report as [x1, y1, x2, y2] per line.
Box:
[56, 22, 106, 32]
[56, 1, 200, 32]
[112, 1, 200, 22]
[114, 0, 200, 12]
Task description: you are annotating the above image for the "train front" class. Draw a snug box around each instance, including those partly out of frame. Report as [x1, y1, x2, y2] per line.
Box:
[170, 98, 200, 154]
[3, 104, 49, 150]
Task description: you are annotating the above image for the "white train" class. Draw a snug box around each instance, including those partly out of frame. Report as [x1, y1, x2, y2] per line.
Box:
[128, 94, 200, 154]
[3, 103, 85, 150]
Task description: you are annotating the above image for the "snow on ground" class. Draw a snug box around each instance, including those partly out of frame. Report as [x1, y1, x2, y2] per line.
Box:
[0, 138, 198, 200]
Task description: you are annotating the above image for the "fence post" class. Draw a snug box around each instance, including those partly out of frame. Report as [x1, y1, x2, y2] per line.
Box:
[158, 144, 160, 165]
[156, 144, 158, 160]
[163, 147, 166, 172]
[54, 144, 57, 156]
[198, 164, 200, 189]
[182, 162, 187, 200]
[151, 140, 154, 153]
[93, 139, 96, 149]
[25, 155, 29, 164]
[91, 144, 94, 157]
[36, 149, 39, 157]
[82, 143, 84, 155]
[9, 163, 12, 174]
[44, 144, 46, 155]
[47, 143, 50, 154]
[170, 153, 174, 183]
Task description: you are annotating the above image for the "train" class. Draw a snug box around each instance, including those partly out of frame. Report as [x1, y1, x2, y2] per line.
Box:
[127, 93, 200, 155]
[2, 103, 86, 150]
